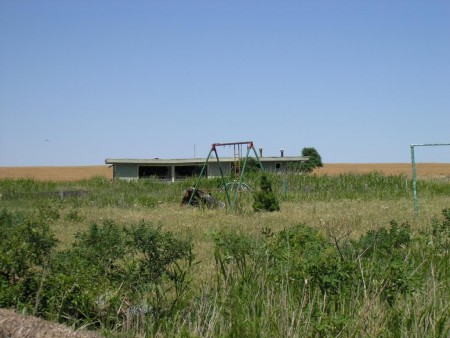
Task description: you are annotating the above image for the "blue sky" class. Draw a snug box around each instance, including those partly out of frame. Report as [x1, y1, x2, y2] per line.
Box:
[1, 0, 449, 166]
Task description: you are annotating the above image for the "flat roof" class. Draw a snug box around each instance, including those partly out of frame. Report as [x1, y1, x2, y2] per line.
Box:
[105, 156, 309, 165]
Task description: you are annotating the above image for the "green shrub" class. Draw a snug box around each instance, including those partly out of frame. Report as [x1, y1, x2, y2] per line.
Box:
[64, 208, 85, 222]
[352, 221, 415, 306]
[37, 204, 60, 221]
[430, 207, 450, 253]
[252, 174, 280, 212]
[125, 221, 194, 285]
[0, 208, 57, 308]
[210, 214, 449, 337]
[38, 220, 194, 330]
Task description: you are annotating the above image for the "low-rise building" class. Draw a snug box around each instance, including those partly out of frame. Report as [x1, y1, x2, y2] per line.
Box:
[105, 154, 308, 181]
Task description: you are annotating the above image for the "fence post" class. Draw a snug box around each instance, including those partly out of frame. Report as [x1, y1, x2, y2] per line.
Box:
[410, 145, 419, 216]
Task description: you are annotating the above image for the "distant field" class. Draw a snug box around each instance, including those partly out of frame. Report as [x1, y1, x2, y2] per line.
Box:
[0, 166, 112, 181]
[0, 163, 449, 181]
[313, 163, 450, 178]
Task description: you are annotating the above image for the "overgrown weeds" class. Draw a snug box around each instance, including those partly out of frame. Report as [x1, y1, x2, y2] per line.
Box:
[209, 209, 449, 337]
[1, 206, 448, 336]
[1, 172, 449, 210]
[0, 174, 449, 336]
[0, 211, 194, 335]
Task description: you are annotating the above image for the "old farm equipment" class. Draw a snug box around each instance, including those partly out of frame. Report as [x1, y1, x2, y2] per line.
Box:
[184, 141, 264, 210]
[181, 187, 225, 209]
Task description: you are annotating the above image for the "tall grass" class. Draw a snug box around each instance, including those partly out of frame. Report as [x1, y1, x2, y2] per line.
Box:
[281, 172, 410, 201]
[1, 172, 448, 208]
[0, 173, 449, 336]
[155, 212, 449, 337]
[0, 176, 185, 209]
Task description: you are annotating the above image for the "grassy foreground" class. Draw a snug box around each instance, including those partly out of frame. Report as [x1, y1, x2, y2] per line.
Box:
[0, 172, 449, 337]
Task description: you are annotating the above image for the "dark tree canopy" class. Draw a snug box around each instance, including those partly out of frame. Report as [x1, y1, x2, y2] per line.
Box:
[298, 147, 323, 173]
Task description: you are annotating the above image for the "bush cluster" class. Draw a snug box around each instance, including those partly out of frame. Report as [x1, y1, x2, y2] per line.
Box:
[212, 209, 450, 336]
[252, 174, 280, 211]
[1, 204, 449, 336]
[0, 209, 193, 334]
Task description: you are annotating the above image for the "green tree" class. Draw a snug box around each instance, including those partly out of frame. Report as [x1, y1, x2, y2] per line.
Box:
[298, 147, 323, 173]
[244, 157, 263, 174]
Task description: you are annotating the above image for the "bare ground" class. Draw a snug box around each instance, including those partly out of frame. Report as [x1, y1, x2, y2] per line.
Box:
[0, 308, 100, 338]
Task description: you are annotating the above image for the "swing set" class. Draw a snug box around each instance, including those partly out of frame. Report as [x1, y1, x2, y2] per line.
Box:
[186, 141, 264, 210]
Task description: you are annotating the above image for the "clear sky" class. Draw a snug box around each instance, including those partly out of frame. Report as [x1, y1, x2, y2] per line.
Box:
[1, 0, 449, 166]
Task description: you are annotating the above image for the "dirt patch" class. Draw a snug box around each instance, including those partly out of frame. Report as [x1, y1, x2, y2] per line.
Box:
[0, 308, 100, 338]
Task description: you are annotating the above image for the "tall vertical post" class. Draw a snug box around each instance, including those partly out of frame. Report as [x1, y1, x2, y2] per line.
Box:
[171, 165, 175, 183]
[409, 142, 450, 217]
[233, 144, 252, 207]
[410, 145, 419, 216]
[188, 147, 213, 206]
[251, 144, 264, 170]
[213, 147, 232, 207]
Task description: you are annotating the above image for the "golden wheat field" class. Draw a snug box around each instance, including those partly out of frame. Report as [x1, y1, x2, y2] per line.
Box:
[0, 165, 113, 181]
[0, 163, 449, 181]
[314, 163, 450, 178]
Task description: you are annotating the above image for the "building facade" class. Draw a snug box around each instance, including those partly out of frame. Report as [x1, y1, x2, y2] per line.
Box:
[105, 155, 309, 182]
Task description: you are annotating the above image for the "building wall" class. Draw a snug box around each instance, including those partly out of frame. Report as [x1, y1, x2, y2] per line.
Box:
[115, 163, 138, 180]
[262, 161, 287, 173]
[112, 161, 291, 180]
[207, 160, 287, 176]
[208, 162, 231, 177]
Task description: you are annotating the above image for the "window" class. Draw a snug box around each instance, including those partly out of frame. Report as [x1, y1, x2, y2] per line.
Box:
[175, 165, 203, 178]
[139, 166, 169, 179]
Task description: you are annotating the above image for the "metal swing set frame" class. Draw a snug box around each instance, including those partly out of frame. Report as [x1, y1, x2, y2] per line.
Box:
[187, 141, 264, 210]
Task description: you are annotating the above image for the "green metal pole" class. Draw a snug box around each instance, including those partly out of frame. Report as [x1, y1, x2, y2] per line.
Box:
[188, 147, 213, 206]
[213, 148, 232, 208]
[410, 145, 419, 216]
[409, 143, 450, 216]
[251, 145, 265, 171]
[233, 145, 252, 207]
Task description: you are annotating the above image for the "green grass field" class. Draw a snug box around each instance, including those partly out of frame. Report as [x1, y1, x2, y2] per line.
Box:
[1, 172, 449, 337]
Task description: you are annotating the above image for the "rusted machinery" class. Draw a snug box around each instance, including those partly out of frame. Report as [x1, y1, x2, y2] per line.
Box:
[181, 187, 225, 209]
